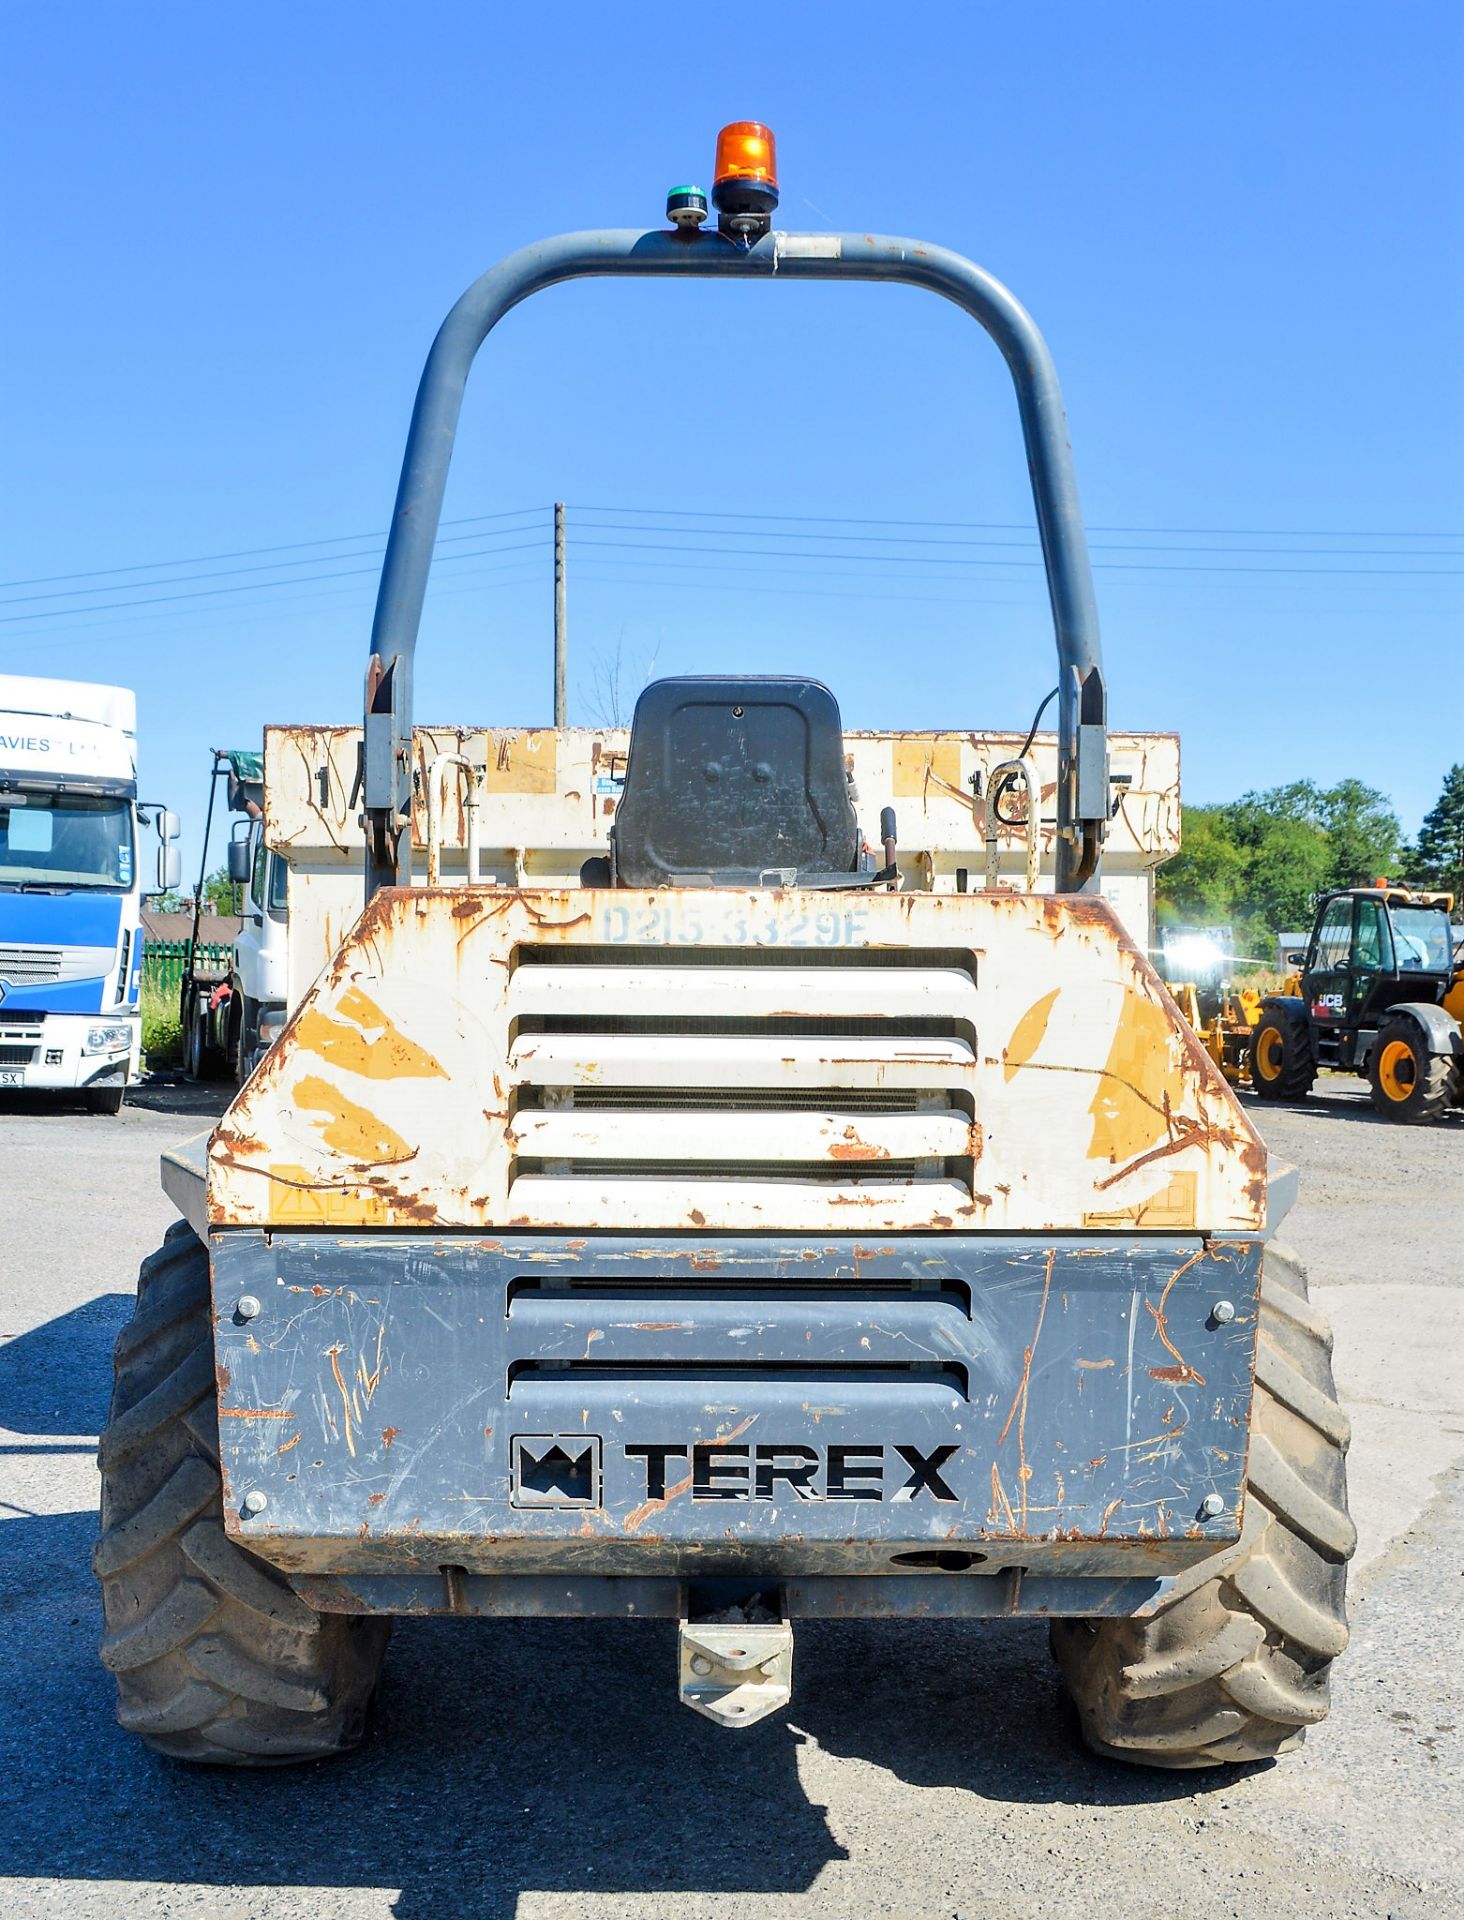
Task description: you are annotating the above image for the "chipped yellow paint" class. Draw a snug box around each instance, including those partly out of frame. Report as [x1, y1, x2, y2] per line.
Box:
[265, 1165, 391, 1227]
[485, 729, 557, 794]
[293, 985, 447, 1082]
[1003, 988, 1060, 1082]
[207, 887, 1266, 1235]
[1087, 987, 1184, 1165]
[1083, 1171, 1198, 1230]
[892, 736, 963, 799]
[293, 1075, 415, 1165]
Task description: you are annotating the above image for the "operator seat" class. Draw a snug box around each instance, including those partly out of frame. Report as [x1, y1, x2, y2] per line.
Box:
[609, 675, 863, 888]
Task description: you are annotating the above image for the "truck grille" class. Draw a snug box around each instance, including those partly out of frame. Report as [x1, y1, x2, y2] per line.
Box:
[0, 1044, 37, 1067]
[505, 946, 980, 1228]
[0, 946, 64, 984]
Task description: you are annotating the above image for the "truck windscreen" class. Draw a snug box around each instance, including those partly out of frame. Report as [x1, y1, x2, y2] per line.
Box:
[0, 792, 134, 890]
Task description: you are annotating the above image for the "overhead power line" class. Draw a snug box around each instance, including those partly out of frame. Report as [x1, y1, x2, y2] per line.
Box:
[568, 516, 1462, 560]
[569, 502, 1464, 543]
[4, 500, 1458, 601]
[0, 505, 548, 594]
[0, 537, 546, 626]
[571, 538, 1464, 579]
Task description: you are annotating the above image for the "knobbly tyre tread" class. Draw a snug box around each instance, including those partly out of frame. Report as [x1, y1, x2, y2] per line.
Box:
[1368, 1017, 1457, 1124]
[1249, 1009, 1317, 1101]
[96, 1222, 390, 1764]
[1050, 1240, 1354, 1769]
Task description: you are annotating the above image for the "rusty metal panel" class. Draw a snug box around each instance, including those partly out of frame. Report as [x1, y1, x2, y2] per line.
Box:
[207, 886, 1265, 1235]
[210, 1231, 1260, 1579]
[289, 1568, 1167, 1620]
[263, 725, 1180, 871]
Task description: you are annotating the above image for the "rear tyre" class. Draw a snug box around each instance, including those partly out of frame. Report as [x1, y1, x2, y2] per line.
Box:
[95, 1221, 391, 1764]
[85, 1086, 125, 1114]
[1249, 1010, 1316, 1101]
[1050, 1241, 1353, 1769]
[1368, 1018, 1455, 1124]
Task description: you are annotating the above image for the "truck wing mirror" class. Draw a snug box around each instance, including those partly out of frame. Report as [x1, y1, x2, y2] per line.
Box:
[158, 844, 182, 892]
[158, 809, 181, 845]
[226, 839, 251, 885]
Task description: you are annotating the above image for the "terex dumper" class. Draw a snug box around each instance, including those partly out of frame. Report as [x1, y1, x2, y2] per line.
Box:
[97, 125, 1355, 1768]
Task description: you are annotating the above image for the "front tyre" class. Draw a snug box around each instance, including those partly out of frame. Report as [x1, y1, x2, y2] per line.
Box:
[95, 1222, 390, 1764]
[1050, 1242, 1354, 1769]
[1368, 1018, 1455, 1124]
[1249, 1010, 1316, 1101]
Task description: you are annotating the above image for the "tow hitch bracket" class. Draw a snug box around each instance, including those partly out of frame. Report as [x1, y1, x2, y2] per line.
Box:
[678, 1618, 793, 1729]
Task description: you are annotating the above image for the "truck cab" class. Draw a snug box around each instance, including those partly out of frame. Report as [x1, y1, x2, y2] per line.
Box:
[233, 814, 289, 1076]
[0, 674, 178, 1112]
[180, 749, 291, 1085]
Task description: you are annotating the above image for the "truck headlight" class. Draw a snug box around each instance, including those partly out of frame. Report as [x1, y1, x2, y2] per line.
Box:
[256, 1006, 288, 1049]
[84, 1023, 134, 1054]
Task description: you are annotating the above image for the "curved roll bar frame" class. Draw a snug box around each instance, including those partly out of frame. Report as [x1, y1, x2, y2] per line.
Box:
[362, 227, 1108, 898]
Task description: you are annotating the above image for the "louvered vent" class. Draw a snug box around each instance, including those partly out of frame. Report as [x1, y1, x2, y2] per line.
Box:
[504, 945, 980, 1228]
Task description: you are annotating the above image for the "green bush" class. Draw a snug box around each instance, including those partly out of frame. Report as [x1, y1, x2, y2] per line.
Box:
[141, 979, 182, 1068]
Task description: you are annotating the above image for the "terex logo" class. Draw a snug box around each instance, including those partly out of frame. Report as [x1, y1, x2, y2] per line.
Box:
[625, 1442, 960, 1503]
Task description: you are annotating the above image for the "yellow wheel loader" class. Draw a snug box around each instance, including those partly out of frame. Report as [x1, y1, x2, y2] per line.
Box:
[95, 124, 1354, 1769]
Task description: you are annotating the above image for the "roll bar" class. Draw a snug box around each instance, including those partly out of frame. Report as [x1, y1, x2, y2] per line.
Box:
[363, 227, 1108, 896]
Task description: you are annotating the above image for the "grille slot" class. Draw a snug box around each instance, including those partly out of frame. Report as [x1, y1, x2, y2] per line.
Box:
[0, 1044, 37, 1067]
[503, 1285, 982, 1398]
[507, 1359, 970, 1396]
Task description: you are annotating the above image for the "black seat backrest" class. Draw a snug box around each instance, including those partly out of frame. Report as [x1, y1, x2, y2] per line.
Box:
[610, 675, 861, 887]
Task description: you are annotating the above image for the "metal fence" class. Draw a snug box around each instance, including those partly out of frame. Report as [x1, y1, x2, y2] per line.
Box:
[142, 940, 233, 995]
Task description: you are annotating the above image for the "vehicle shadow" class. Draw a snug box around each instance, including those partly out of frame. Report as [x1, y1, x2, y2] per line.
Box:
[0, 1508, 1241, 1918]
[0, 1081, 229, 1120]
[1239, 1086, 1464, 1130]
[0, 1294, 132, 1439]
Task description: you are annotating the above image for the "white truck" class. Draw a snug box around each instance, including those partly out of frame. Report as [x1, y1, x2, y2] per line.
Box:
[0, 674, 179, 1111]
[178, 749, 290, 1084]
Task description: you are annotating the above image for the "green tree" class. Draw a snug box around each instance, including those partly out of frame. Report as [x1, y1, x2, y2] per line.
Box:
[1313, 778, 1404, 888]
[202, 864, 239, 915]
[1157, 777, 1403, 957]
[1154, 806, 1245, 924]
[1407, 764, 1464, 897]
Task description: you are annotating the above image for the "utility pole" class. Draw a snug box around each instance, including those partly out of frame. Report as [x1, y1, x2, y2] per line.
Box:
[553, 502, 567, 727]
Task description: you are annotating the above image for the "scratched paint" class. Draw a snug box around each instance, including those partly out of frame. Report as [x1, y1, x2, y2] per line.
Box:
[207, 884, 1265, 1235]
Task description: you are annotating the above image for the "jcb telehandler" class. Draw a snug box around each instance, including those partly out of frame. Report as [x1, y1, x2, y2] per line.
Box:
[96, 123, 1355, 1769]
[1250, 884, 1462, 1122]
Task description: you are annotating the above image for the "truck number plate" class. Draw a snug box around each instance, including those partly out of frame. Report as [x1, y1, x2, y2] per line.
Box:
[0, 1070, 24, 1089]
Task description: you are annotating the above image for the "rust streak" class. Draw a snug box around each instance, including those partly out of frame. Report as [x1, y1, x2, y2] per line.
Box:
[997, 1248, 1055, 1534]
[1144, 1250, 1209, 1386]
[326, 1344, 357, 1457]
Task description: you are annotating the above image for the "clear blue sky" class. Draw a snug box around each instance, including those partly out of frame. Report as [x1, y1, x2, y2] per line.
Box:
[3, 1, 1460, 881]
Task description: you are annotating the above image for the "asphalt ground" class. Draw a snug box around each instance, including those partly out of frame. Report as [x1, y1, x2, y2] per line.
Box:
[1, 1075, 1461, 1920]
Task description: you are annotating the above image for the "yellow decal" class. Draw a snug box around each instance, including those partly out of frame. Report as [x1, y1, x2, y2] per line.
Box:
[1088, 988, 1183, 1164]
[293, 987, 447, 1082]
[266, 1164, 390, 1226]
[1004, 988, 1060, 1082]
[892, 737, 963, 800]
[485, 729, 557, 794]
[1084, 1171, 1198, 1230]
[293, 1074, 415, 1165]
